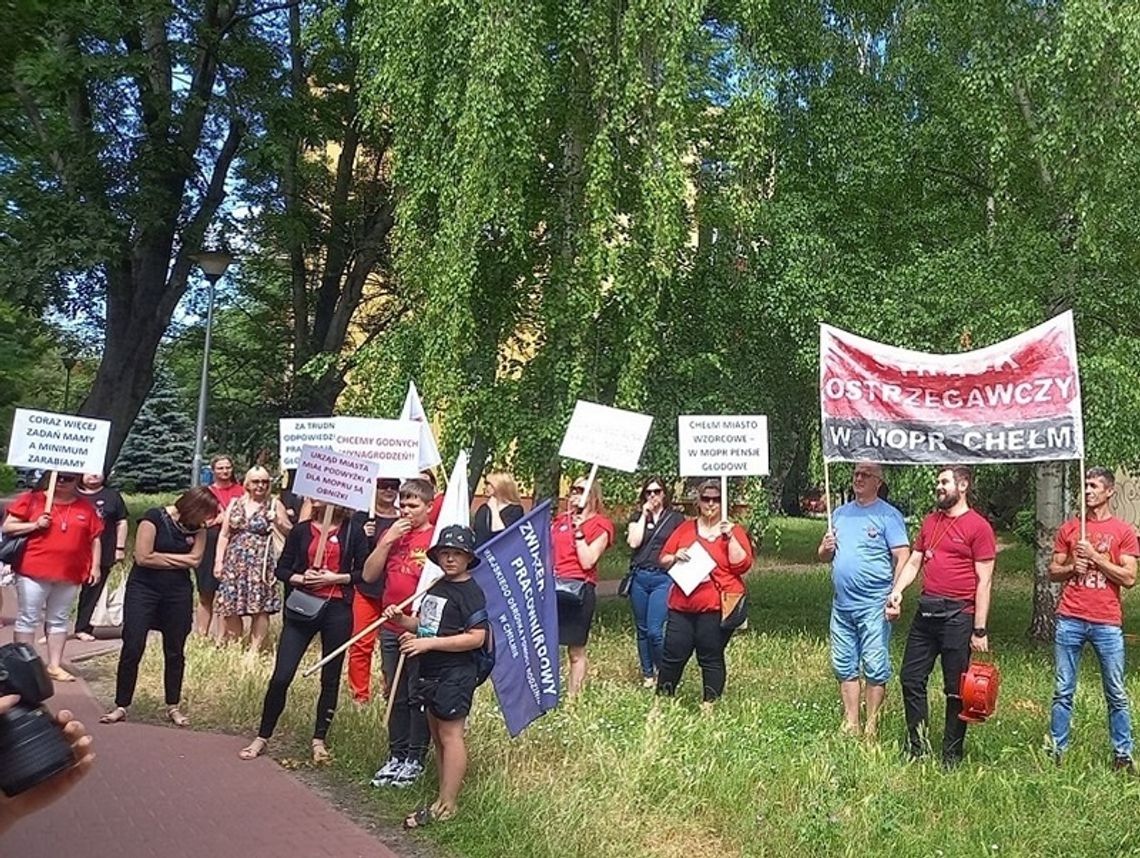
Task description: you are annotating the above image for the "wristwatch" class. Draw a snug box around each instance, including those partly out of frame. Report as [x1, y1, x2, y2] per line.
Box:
[972, 627, 987, 637]
[574, 531, 586, 540]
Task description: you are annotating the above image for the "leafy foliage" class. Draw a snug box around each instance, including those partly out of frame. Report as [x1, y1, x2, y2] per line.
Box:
[115, 370, 196, 492]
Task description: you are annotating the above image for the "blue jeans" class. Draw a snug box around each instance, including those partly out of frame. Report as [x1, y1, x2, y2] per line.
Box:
[830, 603, 892, 685]
[629, 566, 671, 677]
[1051, 616, 1133, 757]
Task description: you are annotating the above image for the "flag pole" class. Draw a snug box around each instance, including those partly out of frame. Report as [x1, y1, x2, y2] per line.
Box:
[720, 474, 729, 524]
[823, 461, 833, 531]
[1079, 456, 1087, 541]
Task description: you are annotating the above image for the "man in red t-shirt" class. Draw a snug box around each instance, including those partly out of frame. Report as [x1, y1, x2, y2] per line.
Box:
[362, 477, 434, 789]
[1047, 466, 1139, 769]
[887, 466, 996, 766]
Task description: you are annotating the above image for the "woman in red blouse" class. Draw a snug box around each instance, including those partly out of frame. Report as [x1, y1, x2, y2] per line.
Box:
[657, 479, 754, 707]
[551, 477, 614, 697]
[2, 472, 102, 683]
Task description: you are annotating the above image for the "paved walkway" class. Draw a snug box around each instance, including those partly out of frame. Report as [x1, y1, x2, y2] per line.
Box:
[0, 590, 402, 857]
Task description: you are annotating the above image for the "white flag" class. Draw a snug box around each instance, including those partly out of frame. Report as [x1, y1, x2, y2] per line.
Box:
[400, 380, 443, 470]
[414, 450, 470, 605]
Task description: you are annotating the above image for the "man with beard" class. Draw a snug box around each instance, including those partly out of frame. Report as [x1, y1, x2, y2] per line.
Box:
[886, 466, 996, 766]
[1047, 467, 1138, 770]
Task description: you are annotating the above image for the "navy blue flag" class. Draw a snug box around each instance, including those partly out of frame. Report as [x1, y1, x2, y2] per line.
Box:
[471, 500, 560, 737]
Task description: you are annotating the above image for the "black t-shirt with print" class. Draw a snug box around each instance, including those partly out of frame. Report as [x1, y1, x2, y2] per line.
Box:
[417, 576, 487, 676]
[81, 486, 128, 568]
[132, 507, 198, 575]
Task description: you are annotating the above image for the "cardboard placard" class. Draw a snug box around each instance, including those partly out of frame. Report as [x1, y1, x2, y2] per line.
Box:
[279, 417, 337, 469]
[7, 408, 111, 475]
[332, 417, 421, 478]
[558, 400, 653, 473]
[678, 414, 770, 476]
[292, 445, 379, 512]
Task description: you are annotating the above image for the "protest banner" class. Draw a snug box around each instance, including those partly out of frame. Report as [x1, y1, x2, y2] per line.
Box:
[292, 444, 379, 569]
[401, 381, 443, 471]
[332, 417, 421, 477]
[279, 417, 337, 470]
[678, 414, 770, 522]
[7, 408, 112, 511]
[559, 400, 653, 505]
[471, 501, 559, 737]
[819, 311, 1084, 465]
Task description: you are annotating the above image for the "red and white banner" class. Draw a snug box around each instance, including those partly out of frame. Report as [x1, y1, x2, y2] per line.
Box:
[820, 312, 1084, 464]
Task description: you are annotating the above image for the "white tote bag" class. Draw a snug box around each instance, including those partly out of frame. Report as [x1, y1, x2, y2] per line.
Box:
[90, 565, 126, 628]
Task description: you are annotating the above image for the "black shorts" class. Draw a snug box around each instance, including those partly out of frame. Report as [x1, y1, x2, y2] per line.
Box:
[194, 526, 222, 595]
[557, 582, 596, 647]
[412, 668, 477, 721]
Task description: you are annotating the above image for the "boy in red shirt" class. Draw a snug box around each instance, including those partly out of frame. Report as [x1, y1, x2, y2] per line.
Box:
[887, 466, 996, 766]
[362, 477, 435, 788]
[1047, 466, 1139, 770]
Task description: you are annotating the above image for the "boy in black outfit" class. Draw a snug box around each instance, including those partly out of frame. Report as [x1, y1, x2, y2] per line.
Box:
[381, 524, 487, 828]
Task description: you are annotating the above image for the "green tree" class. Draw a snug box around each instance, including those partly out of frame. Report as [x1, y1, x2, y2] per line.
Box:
[115, 370, 196, 492]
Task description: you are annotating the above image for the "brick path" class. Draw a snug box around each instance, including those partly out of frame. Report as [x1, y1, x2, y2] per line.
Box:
[0, 588, 403, 857]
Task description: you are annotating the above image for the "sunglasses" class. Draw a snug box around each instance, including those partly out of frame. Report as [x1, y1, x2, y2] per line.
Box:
[699, 495, 721, 503]
[377, 481, 400, 490]
[853, 471, 879, 480]
[645, 487, 664, 496]
[249, 479, 270, 485]
[57, 475, 79, 483]
[569, 485, 585, 495]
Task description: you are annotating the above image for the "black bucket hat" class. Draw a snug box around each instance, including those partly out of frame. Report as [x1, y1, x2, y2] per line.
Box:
[427, 524, 481, 569]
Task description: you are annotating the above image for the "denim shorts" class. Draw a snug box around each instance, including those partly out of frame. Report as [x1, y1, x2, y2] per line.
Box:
[830, 602, 892, 685]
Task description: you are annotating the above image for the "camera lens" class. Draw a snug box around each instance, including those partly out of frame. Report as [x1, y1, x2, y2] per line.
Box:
[0, 701, 75, 797]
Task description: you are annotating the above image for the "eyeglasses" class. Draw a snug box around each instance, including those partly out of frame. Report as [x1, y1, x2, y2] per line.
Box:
[853, 471, 879, 480]
[699, 495, 721, 503]
[645, 487, 664, 496]
[569, 486, 585, 495]
[377, 481, 400, 490]
[249, 479, 270, 486]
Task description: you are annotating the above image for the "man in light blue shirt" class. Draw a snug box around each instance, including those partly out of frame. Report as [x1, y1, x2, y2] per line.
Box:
[818, 461, 909, 738]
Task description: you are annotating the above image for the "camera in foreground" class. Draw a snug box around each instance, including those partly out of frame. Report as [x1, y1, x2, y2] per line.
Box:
[0, 642, 76, 796]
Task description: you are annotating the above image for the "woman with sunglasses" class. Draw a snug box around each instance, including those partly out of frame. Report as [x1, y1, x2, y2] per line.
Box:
[100, 487, 219, 726]
[626, 477, 682, 687]
[552, 477, 614, 696]
[213, 466, 290, 652]
[2, 472, 103, 682]
[657, 479, 754, 708]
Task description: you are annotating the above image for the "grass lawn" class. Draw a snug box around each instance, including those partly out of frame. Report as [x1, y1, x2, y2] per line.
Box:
[94, 526, 1140, 858]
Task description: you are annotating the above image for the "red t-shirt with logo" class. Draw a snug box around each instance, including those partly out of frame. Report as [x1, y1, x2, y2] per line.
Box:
[914, 508, 996, 612]
[210, 483, 246, 521]
[551, 513, 614, 585]
[6, 491, 103, 584]
[1054, 516, 1140, 626]
[380, 526, 433, 632]
[307, 521, 345, 600]
[661, 520, 753, 613]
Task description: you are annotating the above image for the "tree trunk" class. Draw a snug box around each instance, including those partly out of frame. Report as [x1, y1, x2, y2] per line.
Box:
[467, 430, 490, 503]
[1029, 460, 1065, 641]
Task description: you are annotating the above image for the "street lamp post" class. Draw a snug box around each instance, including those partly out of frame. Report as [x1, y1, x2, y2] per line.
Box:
[189, 249, 235, 487]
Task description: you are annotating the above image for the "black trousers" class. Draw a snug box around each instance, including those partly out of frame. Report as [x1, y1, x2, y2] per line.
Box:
[257, 597, 352, 741]
[75, 563, 113, 634]
[899, 607, 973, 761]
[114, 571, 193, 708]
[656, 610, 732, 702]
[381, 628, 428, 762]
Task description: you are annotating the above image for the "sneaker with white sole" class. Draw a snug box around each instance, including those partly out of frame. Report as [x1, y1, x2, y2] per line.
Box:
[369, 756, 402, 787]
[391, 758, 424, 788]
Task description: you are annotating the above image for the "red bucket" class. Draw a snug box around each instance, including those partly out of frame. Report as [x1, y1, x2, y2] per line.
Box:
[958, 658, 1000, 723]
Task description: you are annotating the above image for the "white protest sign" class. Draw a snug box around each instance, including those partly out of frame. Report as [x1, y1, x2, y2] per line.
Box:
[414, 450, 470, 608]
[332, 417, 421, 478]
[7, 408, 111, 475]
[667, 540, 717, 596]
[558, 400, 653, 473]
[678, 415, 770, 477]
[279, 417, 337, 469]
[292, 445, 379, 512]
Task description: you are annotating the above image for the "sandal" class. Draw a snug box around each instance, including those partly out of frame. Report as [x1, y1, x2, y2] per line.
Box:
[46, 666, 76, 683]
[311, 739, 331, 764]
[99, 706, 128, 724]
[403, 805, 454, 830]
[166, 706, 190, 728]
[238, 737, 267, 761]
[76, 631, 97, 642]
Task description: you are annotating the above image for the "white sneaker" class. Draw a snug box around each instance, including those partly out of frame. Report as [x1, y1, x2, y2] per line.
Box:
[391, 758, 424, 789]
[369, 756, 402, 787]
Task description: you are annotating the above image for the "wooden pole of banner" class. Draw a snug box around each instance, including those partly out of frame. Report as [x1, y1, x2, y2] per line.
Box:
[44, 471, 58, 513]
[384, 656, 406, 729]
[302, 581, 435, 677]
[313, 504, 335, 569]
[281, 467, 290, 491]
[720, 474, 729, 524]
[823, 461, 833, 532]
[1079, 456, 1087, 541]
[578, 463, 599, 510]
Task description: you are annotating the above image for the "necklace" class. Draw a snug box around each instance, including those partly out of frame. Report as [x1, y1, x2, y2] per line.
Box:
[922, 512, 960, 561]
[56, 501, 75, 533]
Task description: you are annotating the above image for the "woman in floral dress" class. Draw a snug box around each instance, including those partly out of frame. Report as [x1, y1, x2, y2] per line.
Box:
[214, 466, 290, 652]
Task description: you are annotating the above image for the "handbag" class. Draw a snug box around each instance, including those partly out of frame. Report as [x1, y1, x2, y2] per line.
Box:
[0, 533, 28, 570]
[719, 590, 748, 631]
[285, 588, 331, 623]
[554, 577, 586, 607]
[90, 565, 126, 628]
[617, 571, 634, 598]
